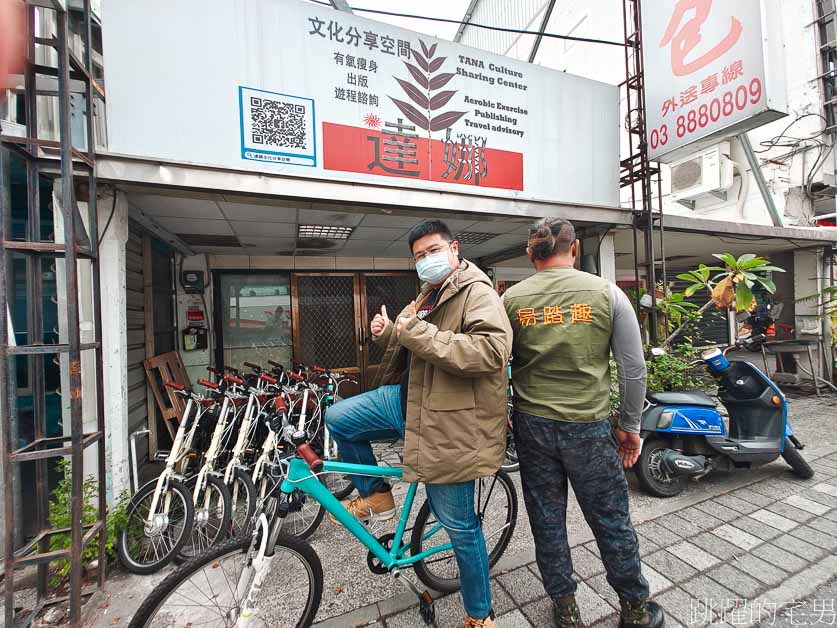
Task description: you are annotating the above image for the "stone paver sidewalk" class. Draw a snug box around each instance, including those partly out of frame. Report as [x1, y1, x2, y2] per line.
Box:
[315, 448, 837, 628]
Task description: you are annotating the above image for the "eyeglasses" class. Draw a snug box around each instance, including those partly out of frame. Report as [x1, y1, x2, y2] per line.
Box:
[413, 243, 452, 262]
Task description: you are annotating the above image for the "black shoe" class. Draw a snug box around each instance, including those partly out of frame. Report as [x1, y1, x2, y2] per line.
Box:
[553, 595, 583, 628]
[618, 599, 665, 628]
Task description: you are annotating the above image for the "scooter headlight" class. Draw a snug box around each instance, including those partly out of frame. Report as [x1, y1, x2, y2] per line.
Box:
[657, 411, 675, 430]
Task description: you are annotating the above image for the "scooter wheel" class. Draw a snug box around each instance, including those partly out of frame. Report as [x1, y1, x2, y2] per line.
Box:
[782, 440, 814, 480]
[633, 436, 687, 498]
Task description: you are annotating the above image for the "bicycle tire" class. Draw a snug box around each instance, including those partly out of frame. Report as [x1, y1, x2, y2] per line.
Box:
[230, 466, 258, 535]
[264, 486, 326, 540]
[410, 470, 518, 593]
[128, 534, 323, 628]
[117, 478, 194, 575]
[311, 428, 354, 500]
[501, 430, 519, 473]
[176, 474, 232, 563]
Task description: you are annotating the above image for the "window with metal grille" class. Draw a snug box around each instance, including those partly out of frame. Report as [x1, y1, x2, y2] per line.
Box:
[816, 0, 837, 131]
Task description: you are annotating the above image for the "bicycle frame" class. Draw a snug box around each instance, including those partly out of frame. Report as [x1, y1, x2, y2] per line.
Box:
[280, 458, 452, 570]
[144, 395, 213, 527]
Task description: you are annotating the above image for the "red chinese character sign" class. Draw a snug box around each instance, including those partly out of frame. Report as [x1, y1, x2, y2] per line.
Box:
[102, 0, 620, 207]
[641, 0, 787, 162]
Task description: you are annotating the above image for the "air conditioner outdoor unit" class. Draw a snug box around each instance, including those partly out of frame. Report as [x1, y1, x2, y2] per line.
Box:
[670, 143, 734, 209]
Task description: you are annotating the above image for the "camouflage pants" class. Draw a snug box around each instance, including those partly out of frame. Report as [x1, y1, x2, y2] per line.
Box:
[513, 411, 650, 603]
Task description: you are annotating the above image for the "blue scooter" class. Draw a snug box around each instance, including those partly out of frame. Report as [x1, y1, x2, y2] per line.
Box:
[634, 336, 814, 497]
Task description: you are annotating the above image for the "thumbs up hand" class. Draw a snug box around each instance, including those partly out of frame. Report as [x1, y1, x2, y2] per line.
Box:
[396, 301, 417, 338]
[370, 304, 390, 338]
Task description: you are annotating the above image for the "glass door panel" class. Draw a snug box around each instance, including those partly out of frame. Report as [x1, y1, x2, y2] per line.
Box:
[218, 273, 293, 370]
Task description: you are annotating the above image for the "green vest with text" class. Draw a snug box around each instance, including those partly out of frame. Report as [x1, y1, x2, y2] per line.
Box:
[503, 267, 612, 423]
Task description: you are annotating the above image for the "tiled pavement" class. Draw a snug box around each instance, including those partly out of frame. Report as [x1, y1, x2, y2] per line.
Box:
[315, 449, 837, 628]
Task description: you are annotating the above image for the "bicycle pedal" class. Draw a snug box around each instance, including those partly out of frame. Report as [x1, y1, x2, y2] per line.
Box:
[153, 450, 171, 462]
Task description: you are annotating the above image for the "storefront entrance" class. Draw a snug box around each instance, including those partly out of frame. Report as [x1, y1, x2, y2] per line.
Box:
[291, 272, 418, 390]
[215, 271, 417, 391]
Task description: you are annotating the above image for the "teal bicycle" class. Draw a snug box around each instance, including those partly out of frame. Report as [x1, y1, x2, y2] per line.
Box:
[129, 430, 518, 627]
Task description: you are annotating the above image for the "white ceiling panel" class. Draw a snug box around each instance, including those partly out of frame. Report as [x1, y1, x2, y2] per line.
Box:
[350, 226, 410, 241]
[358, 214, 426, 228]
[485, 233, 529, 246]
[341, 240, 400, 256]
[155, 217, 233, 235]
[130, 194, 225, 220]
[238, 237, 298, 251]
[464, 221, 527, 235]
[218, 201, 298, 223]
[300, 208, 365, 226]
[230, 221, 297, 237]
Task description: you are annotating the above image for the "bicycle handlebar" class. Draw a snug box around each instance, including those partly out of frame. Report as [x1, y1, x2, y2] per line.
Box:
[288, 372, 305, 382]
[243, 361, 261, 371]
[164, 380, 185, 391]
[198, 378, 219, 390]
[292, 431, 323, 472]
[260, 373, 277, 385]
[224, 373, 244, 385]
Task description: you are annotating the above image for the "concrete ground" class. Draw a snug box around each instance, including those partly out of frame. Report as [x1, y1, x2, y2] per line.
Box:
[7, 393, 837, 627]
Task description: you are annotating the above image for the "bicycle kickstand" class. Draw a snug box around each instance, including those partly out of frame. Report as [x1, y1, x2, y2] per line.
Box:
[392, 569, 435, 625]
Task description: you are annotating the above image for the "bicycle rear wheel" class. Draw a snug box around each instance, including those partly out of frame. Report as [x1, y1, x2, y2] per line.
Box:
[128, 534, 323, 628]
[261, 476, 325, 540]
[410, 470, 518, 593]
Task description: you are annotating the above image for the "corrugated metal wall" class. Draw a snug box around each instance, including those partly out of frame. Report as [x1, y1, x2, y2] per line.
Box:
[126, 221, 147, 434]
[457, 0, 548, 58]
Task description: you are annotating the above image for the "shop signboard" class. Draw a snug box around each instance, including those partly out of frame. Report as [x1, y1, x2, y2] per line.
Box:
[641, 0, 787, 162]
[103, 0, 619, 206]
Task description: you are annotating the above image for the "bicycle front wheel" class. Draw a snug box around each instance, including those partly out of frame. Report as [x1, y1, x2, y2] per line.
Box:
[129, 534, 323, 628]
[177, 474, 231, 563]
[117, 478, 193, 575]
[410, 470, 518, 593]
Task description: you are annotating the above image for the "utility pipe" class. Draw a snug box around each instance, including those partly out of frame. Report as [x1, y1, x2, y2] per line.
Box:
[738, 133, 784, 227]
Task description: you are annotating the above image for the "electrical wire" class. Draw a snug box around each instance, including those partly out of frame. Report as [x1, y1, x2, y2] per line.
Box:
[97, 190, 117, 247]
[308, 1, 626, 47]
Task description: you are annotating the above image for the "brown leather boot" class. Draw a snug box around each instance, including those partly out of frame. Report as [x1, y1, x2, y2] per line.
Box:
[464, 611, 496, 627]
[328, 490, 396, 524]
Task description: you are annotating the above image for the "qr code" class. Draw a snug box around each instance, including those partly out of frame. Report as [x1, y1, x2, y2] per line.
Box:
[249, 97, 307, 150]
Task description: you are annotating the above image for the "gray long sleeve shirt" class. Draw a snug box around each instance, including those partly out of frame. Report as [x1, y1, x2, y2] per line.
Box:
[609, 283, 647, 433]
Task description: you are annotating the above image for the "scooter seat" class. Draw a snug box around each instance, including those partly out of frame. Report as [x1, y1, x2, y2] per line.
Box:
[646, 391, 716, 407]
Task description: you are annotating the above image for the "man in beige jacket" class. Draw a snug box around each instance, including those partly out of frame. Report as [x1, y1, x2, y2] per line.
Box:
[326, 220, 512, 628]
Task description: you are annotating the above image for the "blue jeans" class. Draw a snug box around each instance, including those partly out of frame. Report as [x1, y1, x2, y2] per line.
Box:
[326, 385, 492, 619]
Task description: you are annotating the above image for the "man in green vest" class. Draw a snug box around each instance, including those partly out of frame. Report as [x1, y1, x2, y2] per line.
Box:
[503, 217, 664, 628]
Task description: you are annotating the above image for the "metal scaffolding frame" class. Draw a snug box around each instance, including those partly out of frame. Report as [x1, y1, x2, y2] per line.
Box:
[0, 1, 106, 626]
[621, 0, 667, 343]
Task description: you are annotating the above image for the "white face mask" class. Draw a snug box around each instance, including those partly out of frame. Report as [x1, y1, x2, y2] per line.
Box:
[415, 251, 452, 284]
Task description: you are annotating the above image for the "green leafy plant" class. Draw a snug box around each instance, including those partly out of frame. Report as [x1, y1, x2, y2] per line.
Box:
[677, 254, 783, 312]
[609, 345, 712, 417]
[658, 253, 785, 347]
[48, 458, 130, 588]
[645, 344, 712, 393]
